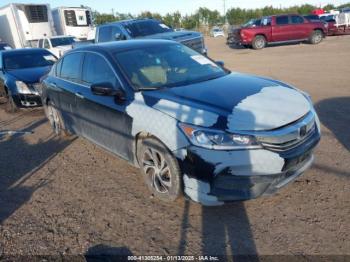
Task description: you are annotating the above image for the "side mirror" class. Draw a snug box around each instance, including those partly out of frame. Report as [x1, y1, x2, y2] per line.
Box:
[91, 82, 126, 103]
[215, 61, 225, 67]
[114, 33, 122, 40]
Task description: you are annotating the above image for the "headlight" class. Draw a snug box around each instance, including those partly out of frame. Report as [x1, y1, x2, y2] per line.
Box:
[15, 81, 32, 94]
[179, 123, 261, 150]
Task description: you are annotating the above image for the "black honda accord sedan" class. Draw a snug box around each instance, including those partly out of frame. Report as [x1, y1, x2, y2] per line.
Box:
[0, 48, 57, 113]
[41, 40, 321, 206]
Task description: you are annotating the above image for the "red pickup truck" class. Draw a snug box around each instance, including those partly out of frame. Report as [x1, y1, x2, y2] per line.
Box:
[228, 14, 327, 50]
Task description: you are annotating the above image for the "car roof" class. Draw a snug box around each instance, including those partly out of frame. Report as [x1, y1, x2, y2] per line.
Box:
[100, 18, 158, 27]
[73, 39, 177, 54]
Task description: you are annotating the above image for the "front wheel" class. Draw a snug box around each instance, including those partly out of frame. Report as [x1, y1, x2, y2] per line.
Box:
[5, 94, 19, 113]
[137, 137, 183, 202]
[252, 35, 266, 50]
[309, 30, 324, 45]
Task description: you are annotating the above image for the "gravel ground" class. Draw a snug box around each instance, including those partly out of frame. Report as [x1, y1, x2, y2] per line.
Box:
[0, 35, 349, 258]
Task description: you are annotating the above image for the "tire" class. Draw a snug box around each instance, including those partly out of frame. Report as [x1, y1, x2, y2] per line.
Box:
[44, 102, 71, 137]
[309, 30, 324, 45]
[137, 137, 183, 202]
[5, 94, 19, 113]
[252, 35, 266, 50]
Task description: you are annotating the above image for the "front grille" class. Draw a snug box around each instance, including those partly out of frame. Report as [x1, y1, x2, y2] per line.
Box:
[256, 112, 317, 152]
[262, 125, 316, 152]
[227, 29, 241, 43]
[180, 37, 204, 53]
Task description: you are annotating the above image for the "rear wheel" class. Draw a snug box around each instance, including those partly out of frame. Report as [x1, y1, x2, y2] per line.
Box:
[309, 30, 324, 45]
[252, 35, 266, 50]
[44, 102, 71, 137]
[137, 137, 182, 202]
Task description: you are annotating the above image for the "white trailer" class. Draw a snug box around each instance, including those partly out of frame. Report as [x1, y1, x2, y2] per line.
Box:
[0, 3, 56, 48]
[52, 7, 93, 40]
[335, 12, 350, 27]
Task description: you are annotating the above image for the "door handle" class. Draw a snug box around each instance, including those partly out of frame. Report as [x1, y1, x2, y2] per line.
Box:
[50, 82, 57, 88]
[75, 92, 84, 99]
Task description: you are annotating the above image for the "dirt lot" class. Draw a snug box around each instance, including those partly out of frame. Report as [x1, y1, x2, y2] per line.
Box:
[0, 36, 349, 258]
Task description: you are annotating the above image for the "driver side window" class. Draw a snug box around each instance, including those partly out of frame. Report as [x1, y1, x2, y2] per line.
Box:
[82, 53, 117, 87]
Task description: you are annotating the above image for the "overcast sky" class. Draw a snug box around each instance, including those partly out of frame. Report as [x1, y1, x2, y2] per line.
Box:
[1, 0, 348, 15]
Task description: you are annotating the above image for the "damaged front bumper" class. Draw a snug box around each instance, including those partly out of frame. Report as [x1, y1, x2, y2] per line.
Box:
[174, 125, 321, 206]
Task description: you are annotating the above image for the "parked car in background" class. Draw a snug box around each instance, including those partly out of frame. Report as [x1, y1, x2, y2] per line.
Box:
[0, 3, 56, 48]
[0, 48, 57, 112]
[229, 14, 327, 49]
[37, 36, 75, 57]
[52, 6, 93, 40]
[323, 13, 350, 36]
[95, 18, 207, 55]
[41, 40, 321, 205]
[227, 19, 261, 45]
[211, 28, 225, 37]
[0, 42, 12, 50]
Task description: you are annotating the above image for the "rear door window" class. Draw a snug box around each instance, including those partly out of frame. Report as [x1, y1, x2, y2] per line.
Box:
[82, 53, 117, 86]
[276, 16, 289, 25]
[60, 53, 84, 82]
[98, 26, 112, 42]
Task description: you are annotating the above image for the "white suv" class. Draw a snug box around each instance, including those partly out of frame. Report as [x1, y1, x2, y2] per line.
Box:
[38, 36, 75, 58]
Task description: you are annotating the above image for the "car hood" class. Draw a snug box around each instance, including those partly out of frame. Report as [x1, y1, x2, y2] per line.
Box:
[142, 30, 202, 42]
[142, 73, 311, 132]
[6, 66, 51, 83]
[54, 45, 73, 51]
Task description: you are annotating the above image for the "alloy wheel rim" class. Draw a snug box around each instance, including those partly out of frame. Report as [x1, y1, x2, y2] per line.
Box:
[142, 147, 171, 194]
[256, 39, 264, 48]
[315, 33, 322, 43]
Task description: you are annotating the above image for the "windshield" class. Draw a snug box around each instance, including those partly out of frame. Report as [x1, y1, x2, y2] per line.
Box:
[4, 51, 57, 70]
[114, 43, 227, 90]
[321, 15, 335, 22]
[50, 37, 75, 47]
[242, 19, 261, 28]
[123, 20, 173, 37]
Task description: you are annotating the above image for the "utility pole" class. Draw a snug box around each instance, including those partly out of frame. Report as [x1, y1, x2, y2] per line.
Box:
[223, 0, 227, 25]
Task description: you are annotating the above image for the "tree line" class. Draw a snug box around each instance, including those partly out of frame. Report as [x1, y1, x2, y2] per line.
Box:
[93, 2, 350, 29]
